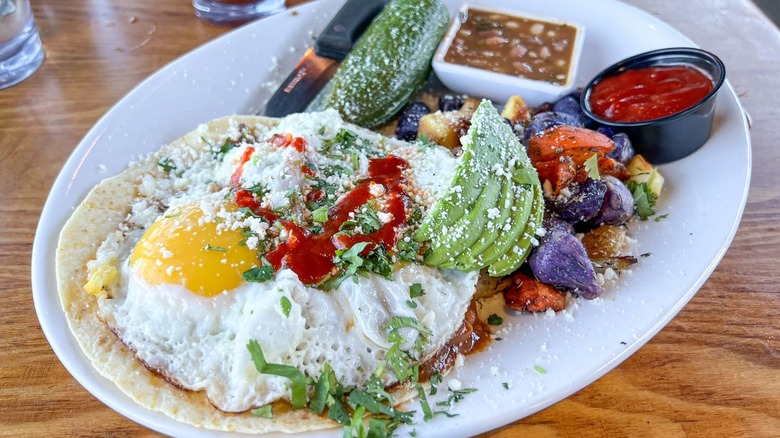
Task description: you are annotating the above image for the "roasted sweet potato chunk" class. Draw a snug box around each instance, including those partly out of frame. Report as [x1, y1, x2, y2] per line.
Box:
[503, 272, 566, 313]
[528, 125, 615, 164]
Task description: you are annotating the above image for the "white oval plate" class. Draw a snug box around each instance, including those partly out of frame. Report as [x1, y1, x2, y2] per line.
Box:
[32, 0, 751, 436]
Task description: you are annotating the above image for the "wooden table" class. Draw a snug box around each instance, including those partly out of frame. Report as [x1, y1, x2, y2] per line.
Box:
[2, 0, 778, 436]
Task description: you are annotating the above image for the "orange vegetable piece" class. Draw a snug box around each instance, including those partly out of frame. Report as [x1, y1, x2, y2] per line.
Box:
[536, 156, 576, 195]
[597, 156, 630, 181]
[503, 272, 566, 313]
[528, 125, 615, 165]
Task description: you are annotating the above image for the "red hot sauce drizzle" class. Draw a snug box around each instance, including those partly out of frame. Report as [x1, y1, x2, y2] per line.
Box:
[230, 139, 492, 375]
[231, 140, 409, 285]
[230, 146, 255, 186]
[589, 65, 714, 123]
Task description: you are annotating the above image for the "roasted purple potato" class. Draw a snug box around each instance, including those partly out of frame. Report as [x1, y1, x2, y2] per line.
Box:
[606, 132, 635, 164]
[438, 94, 464, 112]
[596, 126, 615, 138]
[523, 111, 584, 141]
[529, 230, 602, 299]
[591, 176, 634, 226]
[395, 102, 431, 141]
[543, 210, 575, 235]
[552, 94, 591, 127]
[553, 178, 607, 224]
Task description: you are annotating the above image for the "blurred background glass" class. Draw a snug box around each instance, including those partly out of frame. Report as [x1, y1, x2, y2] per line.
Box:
[193, 0, 285, 27]
[0, 0, 43, 89]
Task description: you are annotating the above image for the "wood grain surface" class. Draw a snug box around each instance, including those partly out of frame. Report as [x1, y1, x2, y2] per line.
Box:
[1, 0, 778, 436]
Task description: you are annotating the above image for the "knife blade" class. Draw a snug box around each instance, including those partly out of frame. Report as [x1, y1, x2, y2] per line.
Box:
[261, 0, 385, 117]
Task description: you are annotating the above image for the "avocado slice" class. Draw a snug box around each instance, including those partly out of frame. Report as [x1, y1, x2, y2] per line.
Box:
[424, 175, 503, 266]
[471, 180, 534, 267]
[415, 148, 484, 242]
[487, 184, 545, 276]
[452, 175, 513, 268]
[416, 100, 541, 273]
[415, 102, 505, 243]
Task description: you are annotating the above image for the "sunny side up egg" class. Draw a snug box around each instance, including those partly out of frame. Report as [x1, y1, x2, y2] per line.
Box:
[129, 202, 259, 297]
[89, 110, 477, 413]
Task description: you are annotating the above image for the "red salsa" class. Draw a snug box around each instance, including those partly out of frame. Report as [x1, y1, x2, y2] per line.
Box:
[233, 146, 409, 286]
[588, 65, 714, 123]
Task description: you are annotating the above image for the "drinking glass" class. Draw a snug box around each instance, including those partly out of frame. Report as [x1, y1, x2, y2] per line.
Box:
[193, 0, 286, 27]
[0, 0, 43, 89]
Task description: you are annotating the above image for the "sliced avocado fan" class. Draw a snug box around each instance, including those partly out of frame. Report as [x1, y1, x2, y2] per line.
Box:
[414, 100, 544, 276]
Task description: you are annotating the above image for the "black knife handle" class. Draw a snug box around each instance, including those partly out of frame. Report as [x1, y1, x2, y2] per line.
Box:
[314, 0, 385, 61]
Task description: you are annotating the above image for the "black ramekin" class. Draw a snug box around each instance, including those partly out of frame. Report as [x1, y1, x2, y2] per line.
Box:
[580, 47, 726, 164]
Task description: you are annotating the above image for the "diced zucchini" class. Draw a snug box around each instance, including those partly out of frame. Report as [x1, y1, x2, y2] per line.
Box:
[627, 154, 664, 197]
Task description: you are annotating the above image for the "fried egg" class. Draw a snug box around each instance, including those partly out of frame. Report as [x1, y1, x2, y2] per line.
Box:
[89, 110, 477, 413]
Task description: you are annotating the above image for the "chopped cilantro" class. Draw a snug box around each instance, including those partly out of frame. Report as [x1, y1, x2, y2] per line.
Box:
[218, 138, 235, 155]
[487, 313, 503, 326]
[245, 183, 267, 197]
[348, 389, 394, 417]
[308, 364, 332, 415]
[406, 300, 417, 309]
[339, 220, 358, 232]
[327, 396, 351, 425]
[627, 180, 657, 220]
[323, 164, 352, 177]
[238, 206, 261, 218]
[312, 206, 329, 223]
[415, 384, 433, 422]
[204, 244, 228, 253]
[385, 343, 415, 382]
[157, 157, 176, 172]
[242, 265, 274, 283]
[250, 405, 273, 418]
[351, 149, 361, 173]
[409, 283, 425, 299]
[386, 316, 432, 346]
[280, 296, 292, 317]
[320, 241, 372, 290]
[502, 382, 509, 390]
[246, 340, 307, 409]
[414, 133, 433, 150]
[347, 405, 366, 436]
[306, 224, 323, 235]
[355, 205, 382, 234]
[336, 241, 370, 275]
[432, 410, 459, 418]
[409, 207, 423, 224]
[306, 176, 338, 210]
[429, 373, 442, 396]
[361, 244, 393, 280]
[323, 128, 359, 151]
[386, 316, 432, 359]
[396, 233, 421, 262]
[436, 388, 477, 408]
[584, 153, 601, 180]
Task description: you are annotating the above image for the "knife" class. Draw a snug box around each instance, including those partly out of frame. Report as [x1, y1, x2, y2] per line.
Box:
[261, 0, 385, 117]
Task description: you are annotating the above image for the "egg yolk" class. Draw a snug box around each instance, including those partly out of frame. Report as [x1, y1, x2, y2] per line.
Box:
[130, 203, 259, 297]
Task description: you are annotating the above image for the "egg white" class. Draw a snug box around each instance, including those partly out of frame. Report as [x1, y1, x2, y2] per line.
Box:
[99, 261, 476, 412]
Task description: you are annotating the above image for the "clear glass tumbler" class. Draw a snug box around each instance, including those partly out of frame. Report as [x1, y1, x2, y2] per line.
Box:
[0, 0, 43, 89]
[193, 0, 285, 27]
